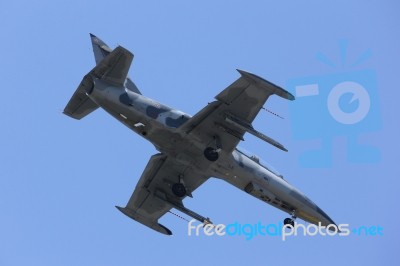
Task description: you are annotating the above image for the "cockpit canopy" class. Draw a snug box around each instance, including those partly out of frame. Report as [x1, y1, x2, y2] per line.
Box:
[236, 147, 284, 179]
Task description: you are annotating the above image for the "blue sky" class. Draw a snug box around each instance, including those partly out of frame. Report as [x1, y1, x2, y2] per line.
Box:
[1, 1, 399, 265]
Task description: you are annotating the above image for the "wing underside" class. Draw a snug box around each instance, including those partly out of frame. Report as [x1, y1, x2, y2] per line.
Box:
[182, 69, 294, 154]
[117, 154, 209, 235]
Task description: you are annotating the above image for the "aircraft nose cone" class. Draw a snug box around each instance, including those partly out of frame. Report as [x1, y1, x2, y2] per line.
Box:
[315, 206, 339, 231]
[289, 188, 338, 230]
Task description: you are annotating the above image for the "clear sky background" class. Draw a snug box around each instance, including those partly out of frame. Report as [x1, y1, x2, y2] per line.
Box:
[1, 1, 399, 265]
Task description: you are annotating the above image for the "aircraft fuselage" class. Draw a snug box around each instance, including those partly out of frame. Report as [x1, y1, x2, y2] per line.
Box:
[88, 78, 335, 227]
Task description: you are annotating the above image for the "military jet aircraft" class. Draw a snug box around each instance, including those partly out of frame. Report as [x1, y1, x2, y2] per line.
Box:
[64, 34, 337, 235]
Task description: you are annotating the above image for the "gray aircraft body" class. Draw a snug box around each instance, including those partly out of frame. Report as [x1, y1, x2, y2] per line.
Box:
[64, 34, 337, 235]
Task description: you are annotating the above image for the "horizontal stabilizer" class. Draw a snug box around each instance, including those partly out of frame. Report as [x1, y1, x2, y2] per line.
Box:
[116, 206, 172, 235]
[63, 75, 98, 120]
[64, 46, 134, 119]
[90, 46, 133, 87]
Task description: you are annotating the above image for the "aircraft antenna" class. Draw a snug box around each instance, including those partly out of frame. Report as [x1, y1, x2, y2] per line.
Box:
[261, 107, 284, 119]
[168, 210, 190, 222]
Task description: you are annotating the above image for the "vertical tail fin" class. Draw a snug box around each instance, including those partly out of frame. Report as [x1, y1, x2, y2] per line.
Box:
[89, 33, 141, 94]
[90, 33, 112, 64]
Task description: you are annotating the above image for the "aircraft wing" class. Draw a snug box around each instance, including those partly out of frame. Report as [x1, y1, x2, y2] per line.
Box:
[116, 153, 209, 235]
[182, 69, 295, 154]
